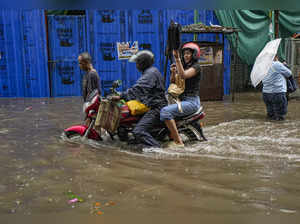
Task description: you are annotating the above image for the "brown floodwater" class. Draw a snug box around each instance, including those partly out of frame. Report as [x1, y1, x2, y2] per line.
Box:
[0, 92, 300, 223]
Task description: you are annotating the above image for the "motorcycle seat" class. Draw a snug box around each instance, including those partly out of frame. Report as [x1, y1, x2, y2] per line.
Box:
[180, 106, 204, 120]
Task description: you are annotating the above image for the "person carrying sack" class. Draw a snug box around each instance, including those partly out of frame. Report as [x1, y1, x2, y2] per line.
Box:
[166, 21, 185, 112]
[160, 42, 203, 148]
[78, 52, 101, 126]
[167, 63, 185, 112]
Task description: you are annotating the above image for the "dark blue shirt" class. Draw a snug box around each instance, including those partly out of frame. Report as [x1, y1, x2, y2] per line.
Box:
[120, 66, 167, 109]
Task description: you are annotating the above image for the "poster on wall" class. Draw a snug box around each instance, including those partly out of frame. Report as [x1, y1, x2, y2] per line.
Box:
[198, 46, 214, 65]
[117, 41, 139, 60]
[214, 49, 223, 64]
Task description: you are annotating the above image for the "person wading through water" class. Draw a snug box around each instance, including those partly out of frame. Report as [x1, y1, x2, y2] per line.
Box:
[78, 52, 101, 126]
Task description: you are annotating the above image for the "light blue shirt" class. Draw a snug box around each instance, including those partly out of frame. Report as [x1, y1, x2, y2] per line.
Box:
[262, 61, 292, 93]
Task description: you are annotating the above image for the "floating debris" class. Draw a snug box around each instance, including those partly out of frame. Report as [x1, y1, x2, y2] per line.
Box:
[65, 191, 84, 203]
[105, 201, 116, 206]
[68, 198, 79, 204]
[97, 211, 104, 215]
[90, 200, 116, 215]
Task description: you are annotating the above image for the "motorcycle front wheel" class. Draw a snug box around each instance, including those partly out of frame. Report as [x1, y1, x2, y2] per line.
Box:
[117, 126, 129, 141]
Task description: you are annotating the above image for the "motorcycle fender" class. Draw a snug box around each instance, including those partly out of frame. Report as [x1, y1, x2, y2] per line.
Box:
[64, 125, 87, 136]
[187, 124, 202, 141]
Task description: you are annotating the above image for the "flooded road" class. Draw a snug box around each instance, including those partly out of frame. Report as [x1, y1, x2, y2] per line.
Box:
[1, 92, 300, 223]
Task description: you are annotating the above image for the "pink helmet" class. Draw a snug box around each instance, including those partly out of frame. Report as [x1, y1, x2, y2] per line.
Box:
[181, 42, 201, 60]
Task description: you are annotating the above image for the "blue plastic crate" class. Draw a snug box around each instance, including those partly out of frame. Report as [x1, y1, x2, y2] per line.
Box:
[47, 15, 87, 97]
[87, 10, 128, 93]
[49, 60, 84, 97]
[127, 9, 166, 87]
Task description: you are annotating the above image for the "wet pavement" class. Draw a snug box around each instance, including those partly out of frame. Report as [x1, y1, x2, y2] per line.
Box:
[0, 92, 300, 223]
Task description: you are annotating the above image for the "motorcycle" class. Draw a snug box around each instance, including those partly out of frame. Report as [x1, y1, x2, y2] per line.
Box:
[63, 81, 207, 146]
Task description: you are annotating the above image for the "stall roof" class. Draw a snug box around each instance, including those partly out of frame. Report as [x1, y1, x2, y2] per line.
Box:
[181, 23, 240, 34]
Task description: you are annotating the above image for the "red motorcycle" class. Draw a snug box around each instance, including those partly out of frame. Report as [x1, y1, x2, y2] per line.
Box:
[63, 81, 207, 144]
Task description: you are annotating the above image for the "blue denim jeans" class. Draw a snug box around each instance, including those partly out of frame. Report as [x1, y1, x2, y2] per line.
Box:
[263, 92, 287, 120]
[160, 96, 201, 121]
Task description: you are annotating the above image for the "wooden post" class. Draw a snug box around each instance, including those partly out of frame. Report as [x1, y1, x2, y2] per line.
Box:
[274, 10, 279, 39]
[193, 10, 198, 41]
[231, 32, 238, 102]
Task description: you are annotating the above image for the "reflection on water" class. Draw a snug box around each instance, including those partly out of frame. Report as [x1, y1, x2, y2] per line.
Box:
[0, 93, 300, 223]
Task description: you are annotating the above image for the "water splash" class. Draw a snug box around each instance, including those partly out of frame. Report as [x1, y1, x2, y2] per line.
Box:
[60, 119, 300, 161]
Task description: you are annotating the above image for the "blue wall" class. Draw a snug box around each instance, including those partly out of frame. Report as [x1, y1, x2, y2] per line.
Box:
[0, 9, 49, 98]
[21, 10, 50, 97]
[0, 9, 232, 98]
[0, 10, 23, 97]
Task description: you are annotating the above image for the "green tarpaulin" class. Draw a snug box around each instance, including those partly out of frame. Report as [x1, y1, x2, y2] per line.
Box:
[215, 10, 300, 65]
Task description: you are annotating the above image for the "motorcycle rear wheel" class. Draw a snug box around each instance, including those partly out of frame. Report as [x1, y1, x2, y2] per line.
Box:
[178, 123, 205, 143]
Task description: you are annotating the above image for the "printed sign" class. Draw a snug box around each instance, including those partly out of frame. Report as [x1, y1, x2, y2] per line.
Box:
[198, 46, 214, 65]
[117, 41, 139, 60]
[214, 49, 223, 64]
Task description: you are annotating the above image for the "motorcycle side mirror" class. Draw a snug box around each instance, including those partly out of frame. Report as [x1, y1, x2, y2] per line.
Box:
[109, 80, 122, 96]
[112, 80, 122, 89]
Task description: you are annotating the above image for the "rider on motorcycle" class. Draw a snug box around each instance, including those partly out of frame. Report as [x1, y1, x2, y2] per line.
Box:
[160, 42, 202, 147]
[112, 50, 167, 148]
